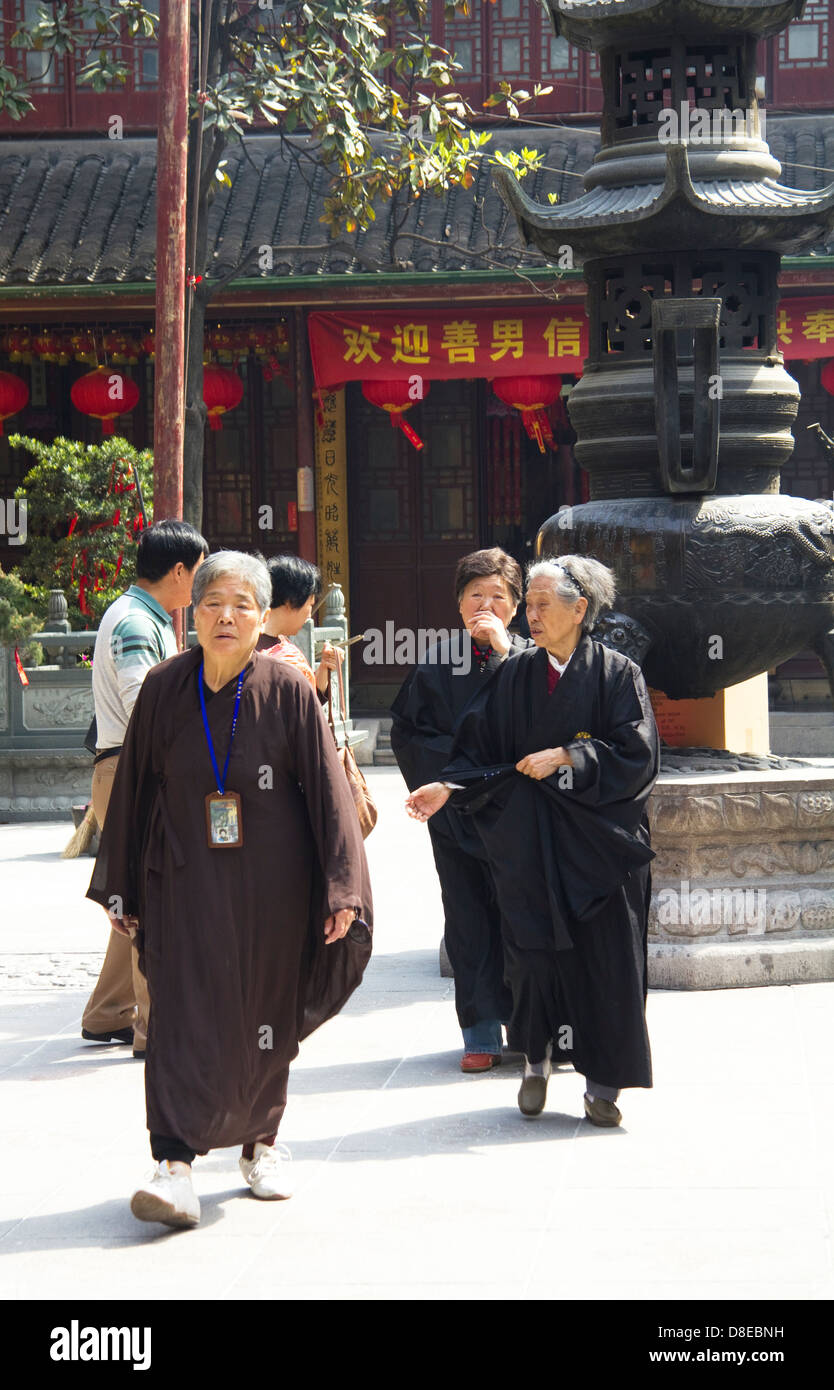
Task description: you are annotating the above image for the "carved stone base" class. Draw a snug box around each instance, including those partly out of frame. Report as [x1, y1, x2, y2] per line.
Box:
[0, 750, 93, 821]
[648, 764, 834, 988]
[649, 939, 834, 990]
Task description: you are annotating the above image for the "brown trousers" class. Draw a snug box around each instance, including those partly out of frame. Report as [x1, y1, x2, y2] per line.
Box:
[81, 754, 151, 1050]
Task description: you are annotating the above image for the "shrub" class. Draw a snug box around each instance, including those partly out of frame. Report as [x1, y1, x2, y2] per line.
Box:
[10, 435, 153, 628]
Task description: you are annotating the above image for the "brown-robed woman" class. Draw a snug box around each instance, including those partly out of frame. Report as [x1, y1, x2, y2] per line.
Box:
[87, 551, 372, 1228]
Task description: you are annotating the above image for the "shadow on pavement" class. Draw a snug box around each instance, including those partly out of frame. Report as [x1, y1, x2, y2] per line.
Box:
[291, 1053, 571, 1095]
[0, 1196, 227, 1254]
[338, 949, 451, 1014]
[276, 1105, 603, 1160]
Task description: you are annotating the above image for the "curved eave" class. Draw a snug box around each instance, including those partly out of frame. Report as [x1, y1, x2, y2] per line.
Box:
[549, 0, 805, 49]
[495, 143, 834, 259]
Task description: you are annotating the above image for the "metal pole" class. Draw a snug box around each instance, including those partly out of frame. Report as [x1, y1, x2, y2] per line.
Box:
[153, 0, 190, 525]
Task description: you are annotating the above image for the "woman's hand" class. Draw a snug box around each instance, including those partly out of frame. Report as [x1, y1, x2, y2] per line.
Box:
[406, 782, 452, 822]
[469, 610, 510, 657]
[324, 907, 355, 944]
[110, 913, 139, 938]
[516, 747, 572, 780]
[315, 642, 344, 693]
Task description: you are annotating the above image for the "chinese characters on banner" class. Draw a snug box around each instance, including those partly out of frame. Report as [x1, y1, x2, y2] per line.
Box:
[308, 307, 589, 389]
[314, 386, 350, 618]
[307, 297, 834, 393]
[776, 297, 834, 358]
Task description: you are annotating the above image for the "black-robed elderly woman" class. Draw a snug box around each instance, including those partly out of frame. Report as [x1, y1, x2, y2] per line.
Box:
[391, 548, 532, 1074]
[407, 556, 659, 1127]
[87, 551, 372, 1227]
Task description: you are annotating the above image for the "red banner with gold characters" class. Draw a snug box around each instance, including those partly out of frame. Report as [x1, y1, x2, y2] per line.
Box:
[308, 297, 834, 390]
[777, 297, 834, 359]
[308, 306, 589, 389]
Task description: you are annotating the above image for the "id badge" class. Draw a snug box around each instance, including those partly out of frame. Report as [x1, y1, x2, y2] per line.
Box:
[205, 790, 243, 848]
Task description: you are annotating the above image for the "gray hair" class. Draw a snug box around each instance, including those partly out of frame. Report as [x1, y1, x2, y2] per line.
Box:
[191, 551, 271, 613]
[526, 555, 616, 633]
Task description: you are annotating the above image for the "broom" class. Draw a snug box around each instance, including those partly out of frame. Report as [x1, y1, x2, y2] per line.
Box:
[62, 804, 98, 859]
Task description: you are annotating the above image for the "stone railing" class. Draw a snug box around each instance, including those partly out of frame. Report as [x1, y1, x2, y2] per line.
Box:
[0, 583, 364, 820]
[648, 767, 834, 988]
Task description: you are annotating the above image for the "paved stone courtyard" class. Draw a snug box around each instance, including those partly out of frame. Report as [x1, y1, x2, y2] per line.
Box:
[1, 768, 832, 1305]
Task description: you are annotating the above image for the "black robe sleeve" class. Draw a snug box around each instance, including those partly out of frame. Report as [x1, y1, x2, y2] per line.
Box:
[390, 662, 456, 792]
[562, 659, 659, 810]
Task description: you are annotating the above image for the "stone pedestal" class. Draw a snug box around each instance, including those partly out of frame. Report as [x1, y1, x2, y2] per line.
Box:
[650, 674, 770, 755]
[648, 765, 834, 989]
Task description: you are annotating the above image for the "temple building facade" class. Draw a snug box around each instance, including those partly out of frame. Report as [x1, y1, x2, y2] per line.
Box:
[0, 0, 832, 708]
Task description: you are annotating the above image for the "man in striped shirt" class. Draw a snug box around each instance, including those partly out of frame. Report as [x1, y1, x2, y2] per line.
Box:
[81, 520, 208, 1059]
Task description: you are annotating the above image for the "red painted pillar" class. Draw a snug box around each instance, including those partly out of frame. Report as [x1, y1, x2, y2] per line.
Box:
[294, 309, 318, 563]
[153, 1, 189, 525]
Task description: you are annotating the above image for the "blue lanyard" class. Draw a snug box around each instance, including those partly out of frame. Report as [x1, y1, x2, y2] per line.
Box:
[198, 662, 244, 795]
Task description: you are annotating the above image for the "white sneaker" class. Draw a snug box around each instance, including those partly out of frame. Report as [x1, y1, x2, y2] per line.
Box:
[239, 1142, 293, 1200]
[130, 1161, 200, 1228]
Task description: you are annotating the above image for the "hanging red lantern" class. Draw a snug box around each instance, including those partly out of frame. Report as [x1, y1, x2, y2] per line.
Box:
[361, 378, 430, 450]
[103, 331, 139, 364]
[71, 367, 140, 436]
[140, 330, 155, 357]
[0, 371, 29, 434]
[32, 330, 63, 361]
[70, 330, 97, 362]
[821, 360, 834, 395]
[203, 363, 244, 430]
[5, 329, 32, 363]
[491, 375, 562, 454]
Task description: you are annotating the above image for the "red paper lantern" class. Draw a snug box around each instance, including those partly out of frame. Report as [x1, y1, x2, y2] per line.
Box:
[361, 378, 430, 450]
[821, 360, 834, 395]
[5, 329, 32, 362]
[32, 330, 63, 361]
[71, 367, 140, 436]
[203, 363, 244, 430]
[491, 374, 563, 453]
[0, 371, 29, 434]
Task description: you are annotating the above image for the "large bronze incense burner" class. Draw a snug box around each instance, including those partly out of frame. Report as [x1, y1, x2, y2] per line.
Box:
[496, 0, 834, 700]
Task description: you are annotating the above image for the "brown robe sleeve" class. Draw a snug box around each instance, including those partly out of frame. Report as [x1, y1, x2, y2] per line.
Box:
[281, 667, 374, 1039]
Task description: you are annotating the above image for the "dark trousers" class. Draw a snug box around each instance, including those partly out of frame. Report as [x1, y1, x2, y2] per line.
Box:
[429, 826, 512, 1032]
[150, 1064, 290, 1163]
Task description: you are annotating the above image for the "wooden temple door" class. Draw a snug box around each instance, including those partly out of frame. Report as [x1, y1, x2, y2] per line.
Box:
[348, 379, 481, 691]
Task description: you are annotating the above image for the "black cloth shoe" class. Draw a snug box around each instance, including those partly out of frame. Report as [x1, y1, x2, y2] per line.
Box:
[81, 1027, 134, 1046]
[133, 1049, 147, 1061]
[518, 1074, 549, 1117]
[584, 1094, 622, 1127]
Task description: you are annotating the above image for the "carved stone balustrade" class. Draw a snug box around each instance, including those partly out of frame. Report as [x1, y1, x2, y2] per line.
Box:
[648, 766, 834, 987]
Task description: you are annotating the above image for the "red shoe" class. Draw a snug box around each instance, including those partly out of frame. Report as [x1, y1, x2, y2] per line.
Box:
[460, 1052, 501, 1073]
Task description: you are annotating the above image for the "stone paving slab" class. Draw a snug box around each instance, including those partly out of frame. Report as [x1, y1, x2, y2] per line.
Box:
[1, 768, 832, 1304]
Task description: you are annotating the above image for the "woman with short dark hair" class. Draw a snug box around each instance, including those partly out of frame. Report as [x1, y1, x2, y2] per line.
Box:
[257, 554, 341, 697]
[391, 547, 532, 1073]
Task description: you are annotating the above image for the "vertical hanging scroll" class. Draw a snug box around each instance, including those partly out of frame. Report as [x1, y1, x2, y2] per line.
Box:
[314, 386, 350, 619]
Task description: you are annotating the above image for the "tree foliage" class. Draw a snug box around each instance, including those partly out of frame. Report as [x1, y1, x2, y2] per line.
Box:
[1, 2, 551, 526]
[10, 434, 153, 629]
[3, 2, 546, 233]
[0, 563, 43, 658]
